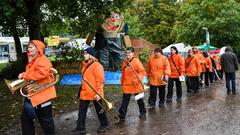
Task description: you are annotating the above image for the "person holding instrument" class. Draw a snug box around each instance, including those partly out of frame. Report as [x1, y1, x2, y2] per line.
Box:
[118, 47, 147, 120]
[146, 48, 171, 109]
[73, 47, 109, 134]
[18, 40, 57, 135]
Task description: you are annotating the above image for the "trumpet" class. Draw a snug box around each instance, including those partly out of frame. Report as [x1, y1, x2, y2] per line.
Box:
[4, 68, 59, 97]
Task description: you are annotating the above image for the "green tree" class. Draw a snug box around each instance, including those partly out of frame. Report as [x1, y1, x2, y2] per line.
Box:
[173, 0, 240, 54]
[136, 0, 178, 47]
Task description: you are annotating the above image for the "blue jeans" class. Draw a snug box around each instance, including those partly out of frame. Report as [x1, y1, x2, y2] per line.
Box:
[225, 72, 236, 92]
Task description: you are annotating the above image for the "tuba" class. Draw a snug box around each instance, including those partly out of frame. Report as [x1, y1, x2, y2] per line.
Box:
[4, 68, 59, 97]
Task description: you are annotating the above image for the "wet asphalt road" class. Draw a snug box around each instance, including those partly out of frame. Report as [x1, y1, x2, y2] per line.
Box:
[4, 78, 240, 135]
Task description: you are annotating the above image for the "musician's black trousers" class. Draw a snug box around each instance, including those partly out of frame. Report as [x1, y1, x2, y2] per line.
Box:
[21, 104, 55, 135]
[76, 100, 108, 131]
[118, 94, 146, 119]
[148, 85, 166, 106]
[186, 76, 199, 93]
[166, 78, 182, 99]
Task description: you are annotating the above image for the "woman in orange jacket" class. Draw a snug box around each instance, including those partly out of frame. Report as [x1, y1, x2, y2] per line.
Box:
[185, 49, 201, 95]
[18, 40, 56, 135]
[118, 47, 147, 120]
[166, 46, 185, 103]
[146, 48, 171, 108]
[202, 51, 213, 87]
[192, 46, 204, 88]
[73, 47, 108, 134]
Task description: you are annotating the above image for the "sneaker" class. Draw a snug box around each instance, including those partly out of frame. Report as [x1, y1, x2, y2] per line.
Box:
[97, 126, 109, 133]
[176, 98, 182, 103]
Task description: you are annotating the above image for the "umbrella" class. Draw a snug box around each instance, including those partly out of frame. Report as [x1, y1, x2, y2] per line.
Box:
[197, 44, 217, 51]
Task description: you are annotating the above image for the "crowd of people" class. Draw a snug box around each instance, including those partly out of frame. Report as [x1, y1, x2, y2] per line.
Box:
[15, 40, 238, 135]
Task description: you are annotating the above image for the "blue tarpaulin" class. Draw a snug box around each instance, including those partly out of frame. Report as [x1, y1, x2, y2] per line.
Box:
[60, 71, 148, 85]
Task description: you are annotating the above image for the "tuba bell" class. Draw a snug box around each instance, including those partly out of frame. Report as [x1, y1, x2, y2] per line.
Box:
[4, 68, 59, 97]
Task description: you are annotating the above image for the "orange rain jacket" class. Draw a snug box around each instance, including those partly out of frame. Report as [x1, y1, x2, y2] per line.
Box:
[185, 55, 201, 77]
[22, 40, 56, 107]
[194, 52, 204, 73]
[202, 56, 213, 72]
[168, 53, 185, 78]
[80, 61, 104, 100]
[121, 57, 145, 94]
[146, 54, 171, 86]
[212, 55, 221, 70]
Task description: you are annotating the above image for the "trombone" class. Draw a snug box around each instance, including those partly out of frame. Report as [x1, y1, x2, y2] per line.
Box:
[82, 77, 120, 123]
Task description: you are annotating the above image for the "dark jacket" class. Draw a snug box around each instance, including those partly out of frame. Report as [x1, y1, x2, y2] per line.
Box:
[220, 47, 239, 73]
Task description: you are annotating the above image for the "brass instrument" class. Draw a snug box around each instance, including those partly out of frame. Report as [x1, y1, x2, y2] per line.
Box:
[4, 68, 59, 97]
[82, 77, 120, 123]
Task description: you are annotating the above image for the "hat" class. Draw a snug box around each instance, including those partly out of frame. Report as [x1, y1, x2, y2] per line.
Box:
[84, 47, 96, 57]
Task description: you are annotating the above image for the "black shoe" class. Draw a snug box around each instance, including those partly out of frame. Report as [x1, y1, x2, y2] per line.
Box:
[176, 98, 182, 103]
[232, 91, 237, 95]
[166, 98, 172, 103]
[79, 130, 87, 135]
[227, 91, 231, 95]
[158, 102, 164, 107]
[97, 126, 109, 133]
[147, 105, 155, 109]
[139, 112, 146, 118]
[118, 114, 125, 121]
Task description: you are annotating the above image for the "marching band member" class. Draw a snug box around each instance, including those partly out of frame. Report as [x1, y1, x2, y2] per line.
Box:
[73, 47, 109, 134]
[118, 47, 147, 120]
[146, 48, 171, 108]
[166, 46, 185, 103]
[18, 40, 56, 135]
[185, 49, 201, 95]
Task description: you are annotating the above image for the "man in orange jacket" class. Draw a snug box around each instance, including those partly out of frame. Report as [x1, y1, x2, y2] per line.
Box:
[202, 51, 213, 87]
[118, 47, 147, 120]
[18, 40, 56, 135]
[146, 48, 171, 108]
[166, 46, 185, 103]
[73, 47, 109, 134]
[185, 49, 201, 95]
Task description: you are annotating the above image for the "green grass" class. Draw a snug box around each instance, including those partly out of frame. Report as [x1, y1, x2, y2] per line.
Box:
[0, 81, 122, 133]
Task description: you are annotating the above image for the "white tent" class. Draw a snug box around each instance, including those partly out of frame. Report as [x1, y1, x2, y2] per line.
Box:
[163, 43, 192, 57]
[219, 46, 226, 55]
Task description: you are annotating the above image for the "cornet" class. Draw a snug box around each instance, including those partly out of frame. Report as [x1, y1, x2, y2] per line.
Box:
[4, 68, 59, 97]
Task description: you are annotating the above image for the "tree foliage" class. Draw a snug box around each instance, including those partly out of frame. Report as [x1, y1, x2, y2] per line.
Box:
[136, 0, 178, 47]
[173, 0, 240, 50]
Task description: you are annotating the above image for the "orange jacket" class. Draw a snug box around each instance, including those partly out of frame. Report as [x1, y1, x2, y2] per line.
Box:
[168, 54, 185, 78]
[185, 55, 201, 77]
[22, 40, 56, 107]
[212, 55, 221, 70]
[121, 57, 145, 94]
[194, 52, 204, 73]
[80, 61, 104, 100]
[202, 56, 213, 72]
[146, 54, 171, 86]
